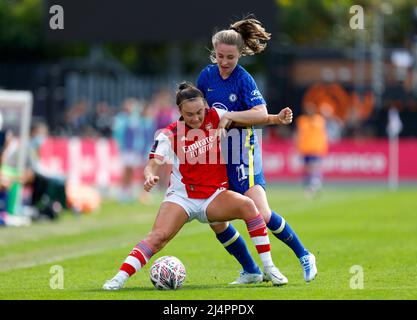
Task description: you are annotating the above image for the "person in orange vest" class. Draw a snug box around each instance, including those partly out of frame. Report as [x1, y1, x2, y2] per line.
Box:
[295, 103, 329, 198]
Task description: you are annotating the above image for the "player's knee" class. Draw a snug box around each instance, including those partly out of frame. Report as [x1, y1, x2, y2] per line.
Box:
[147, 230, 169, 252]
[240, 197, 258, 219]
[210, 222, 229, 234]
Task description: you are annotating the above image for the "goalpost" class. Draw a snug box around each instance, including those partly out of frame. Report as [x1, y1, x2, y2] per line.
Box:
[0, 90, 33, 215]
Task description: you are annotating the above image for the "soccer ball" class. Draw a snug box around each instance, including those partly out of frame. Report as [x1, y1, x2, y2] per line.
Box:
[149, 256, 186, 290]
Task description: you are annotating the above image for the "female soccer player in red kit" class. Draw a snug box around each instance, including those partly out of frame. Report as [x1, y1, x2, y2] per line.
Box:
[103, 83, 285, 290]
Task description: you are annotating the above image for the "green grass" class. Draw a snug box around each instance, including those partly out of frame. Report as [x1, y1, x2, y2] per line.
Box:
[1, 185, 417, 300]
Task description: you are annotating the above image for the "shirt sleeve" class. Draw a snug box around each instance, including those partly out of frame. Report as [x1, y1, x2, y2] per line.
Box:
[149, 131, 173, 163]
[212, 107, 228, 120]
[240, 72, 266, 109]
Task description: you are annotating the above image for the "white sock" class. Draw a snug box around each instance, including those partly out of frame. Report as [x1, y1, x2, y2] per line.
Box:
[114, 271, 129, 283]
[259, 252, 274, 269]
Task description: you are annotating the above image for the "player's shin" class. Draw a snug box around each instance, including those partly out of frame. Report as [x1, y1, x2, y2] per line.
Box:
[215, 223, 261, 274]
[267, 211, 309, 258]
[117, 240, 155, 282]
[244, 214, 274, 268]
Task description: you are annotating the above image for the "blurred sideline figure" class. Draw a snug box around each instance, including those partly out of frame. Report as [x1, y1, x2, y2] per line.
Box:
[22, 121, 67, 220]
[149, 89, 179, 193]
[152, 89, 178, 130]
[136, 101, 156, 204]
[112, 98, 143, 203]
[295, 103, 329, 198]
[20, 120, 101, 220]
[0, 111, 10, 225]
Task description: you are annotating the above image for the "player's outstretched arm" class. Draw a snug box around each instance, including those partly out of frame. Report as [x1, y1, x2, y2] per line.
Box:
[143, 158, 161, 192]
[220, 106, 293, 129]
[219, 105, 268, 129]
[265, 107, 293, 125]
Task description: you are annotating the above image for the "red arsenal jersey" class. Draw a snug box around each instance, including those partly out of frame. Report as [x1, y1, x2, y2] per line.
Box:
[149, 107, 228, 199]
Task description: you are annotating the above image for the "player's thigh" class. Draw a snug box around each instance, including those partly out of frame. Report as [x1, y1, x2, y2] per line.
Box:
[147, 201, 188, 246]
[206, 190, 257, 222]
[244, 185, 272, 222]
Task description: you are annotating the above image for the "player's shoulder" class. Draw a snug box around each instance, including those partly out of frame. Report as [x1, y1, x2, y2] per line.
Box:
[235, 64, 252, 77]
[157, 121, 179, 139]
[199, 64, 217, 79]
[204, 63, 217, 73]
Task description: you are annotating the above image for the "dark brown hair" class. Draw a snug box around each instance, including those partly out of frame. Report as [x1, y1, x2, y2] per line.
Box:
[175, 82, 205, 109]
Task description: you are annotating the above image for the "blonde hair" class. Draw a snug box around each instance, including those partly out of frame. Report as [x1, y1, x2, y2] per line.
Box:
[210, 18, 271, 63]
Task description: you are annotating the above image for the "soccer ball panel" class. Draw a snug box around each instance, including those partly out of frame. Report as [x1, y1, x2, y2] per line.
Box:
[149, 256, 186, 290]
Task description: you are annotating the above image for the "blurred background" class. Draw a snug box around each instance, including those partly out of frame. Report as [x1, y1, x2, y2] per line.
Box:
[1, 0, 417, 225]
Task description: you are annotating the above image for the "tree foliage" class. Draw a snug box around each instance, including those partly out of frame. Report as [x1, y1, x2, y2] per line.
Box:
[0, 0, 43, 49]
[276, 0, 416, 46]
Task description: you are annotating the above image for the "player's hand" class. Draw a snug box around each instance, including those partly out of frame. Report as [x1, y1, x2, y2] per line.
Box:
[216, 115, 233, 138]
[277, 107, 293, 125]
[144, 175, 160, 192]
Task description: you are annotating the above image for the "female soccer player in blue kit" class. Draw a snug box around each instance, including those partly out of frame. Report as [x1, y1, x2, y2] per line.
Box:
[197, 18, 317, 285]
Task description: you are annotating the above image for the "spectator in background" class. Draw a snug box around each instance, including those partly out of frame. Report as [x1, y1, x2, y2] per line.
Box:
[137, 101, 156, 204]
[320, 102, 344, 144]
[64, 99, 89, 135]
[139, 101, 156, 154]
[151, 89, 178, 130]
[150, 89, 179, 191]
[22, 120, 67, 220]
[0, 111, 9, 225]
[93, 101, 114, 138]
[295, 103, 329, 198]
[112, 98, 142, 203]
[21, 120, 101, 218]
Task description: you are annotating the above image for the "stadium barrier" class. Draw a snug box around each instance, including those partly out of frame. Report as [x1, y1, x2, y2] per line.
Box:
[38, 138, 417, 188]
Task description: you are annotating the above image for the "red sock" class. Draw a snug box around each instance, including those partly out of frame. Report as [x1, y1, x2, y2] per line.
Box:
[245, 214, 274, 267]
[120, 240, 154, 277]
[245, 214, 271, 254]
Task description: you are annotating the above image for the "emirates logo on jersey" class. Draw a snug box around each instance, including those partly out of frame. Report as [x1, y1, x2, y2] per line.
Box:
[182, 136, 215, 159]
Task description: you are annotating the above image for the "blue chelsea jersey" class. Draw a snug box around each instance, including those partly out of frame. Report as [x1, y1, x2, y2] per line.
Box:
[197, 64, 267, 193]
[197, 64, 266, 112]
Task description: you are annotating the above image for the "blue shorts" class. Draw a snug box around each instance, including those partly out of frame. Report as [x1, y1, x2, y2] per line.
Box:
[304, 155, 322, 164]
[227, 164, 266, 194]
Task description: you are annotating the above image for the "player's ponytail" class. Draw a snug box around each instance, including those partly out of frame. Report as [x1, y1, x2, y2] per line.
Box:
[210, 18, 271, 62]
[176, 82, 205, 108]
[230, 18, 271, 55]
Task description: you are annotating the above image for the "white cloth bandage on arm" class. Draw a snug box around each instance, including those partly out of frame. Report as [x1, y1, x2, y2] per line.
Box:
[149, 132, 174, 164]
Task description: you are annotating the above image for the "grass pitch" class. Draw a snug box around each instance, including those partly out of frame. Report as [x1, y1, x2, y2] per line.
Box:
[1, 185, 416, 300]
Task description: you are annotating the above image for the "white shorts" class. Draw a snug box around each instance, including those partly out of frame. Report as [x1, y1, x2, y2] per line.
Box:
[162, 187, 226, 224]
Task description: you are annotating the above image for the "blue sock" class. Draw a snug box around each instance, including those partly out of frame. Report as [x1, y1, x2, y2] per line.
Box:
[216, 223, 261, 274]
[267, 211, 309, 258]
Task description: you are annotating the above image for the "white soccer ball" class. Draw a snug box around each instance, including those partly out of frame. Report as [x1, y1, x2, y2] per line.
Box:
[149, 256, 186, 290]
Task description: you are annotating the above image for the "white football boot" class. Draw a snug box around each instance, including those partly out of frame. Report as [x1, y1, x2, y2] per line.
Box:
[229, 270, 263, 285]
[102, 278, 125, 290]
[300, 253, 317, 282]
[263, 265, 288, 286]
